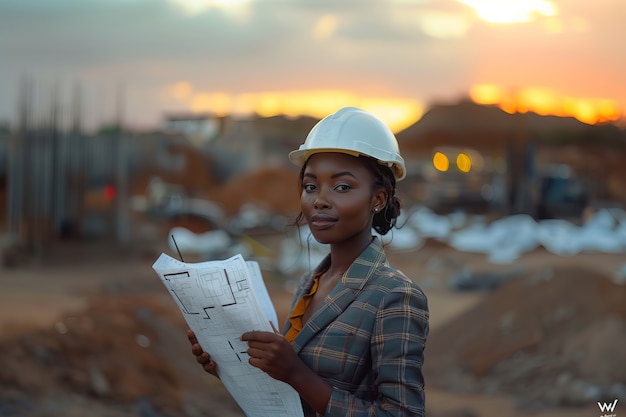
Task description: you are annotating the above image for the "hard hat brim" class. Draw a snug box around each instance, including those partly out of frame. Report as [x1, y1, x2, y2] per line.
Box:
[288, 148, 406, 181]
[288, 148, 360, 167]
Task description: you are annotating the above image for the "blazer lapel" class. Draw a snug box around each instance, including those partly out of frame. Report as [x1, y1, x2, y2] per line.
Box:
[292, 281, 358, 353]
[292, 238, 387, 353]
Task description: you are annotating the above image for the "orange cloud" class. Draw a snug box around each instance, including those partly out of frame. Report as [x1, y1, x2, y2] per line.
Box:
[471, 84, 622, 124]
[164, 85, 423, 132]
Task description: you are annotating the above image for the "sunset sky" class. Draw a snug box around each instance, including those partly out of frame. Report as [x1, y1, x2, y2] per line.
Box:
[1, 0, 624, 132]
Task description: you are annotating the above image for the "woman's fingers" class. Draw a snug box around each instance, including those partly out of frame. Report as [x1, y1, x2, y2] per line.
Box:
[191, 342, 205, 357]
[196, 351, 211, 364]
[187, 329, 209, 361]
[241, 330, 281, 343]
[187, 329, 198, 344]
[185, 328, 219, 378]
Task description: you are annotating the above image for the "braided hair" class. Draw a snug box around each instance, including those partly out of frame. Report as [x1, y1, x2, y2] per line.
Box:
[360, 156, 402, 235]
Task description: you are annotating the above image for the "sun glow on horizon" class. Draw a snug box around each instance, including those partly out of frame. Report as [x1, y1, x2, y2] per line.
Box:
[166, 85, 424, 133]
[471, 84, 622, 125]
[165, 82, 623, 133]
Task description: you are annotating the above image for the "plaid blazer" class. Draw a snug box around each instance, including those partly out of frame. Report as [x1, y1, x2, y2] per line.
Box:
[283, 237, 429, 417]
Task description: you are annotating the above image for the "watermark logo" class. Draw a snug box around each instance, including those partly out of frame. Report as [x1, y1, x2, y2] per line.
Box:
[598, 399, 618, 417]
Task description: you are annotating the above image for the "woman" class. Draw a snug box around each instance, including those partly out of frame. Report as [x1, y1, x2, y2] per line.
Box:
[188, 107, 429, 416]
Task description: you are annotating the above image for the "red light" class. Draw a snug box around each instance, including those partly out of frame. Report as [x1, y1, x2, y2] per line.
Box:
[103, 184, 116, 201]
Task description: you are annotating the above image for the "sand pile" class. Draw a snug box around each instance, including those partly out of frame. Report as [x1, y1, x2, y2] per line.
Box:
[209, 166, 300, 217]
[424, 266, 626, 407]
[0, 294, 240, 417]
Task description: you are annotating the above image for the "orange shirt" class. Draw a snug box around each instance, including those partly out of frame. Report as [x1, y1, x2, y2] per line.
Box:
[284, 272, 321, 343]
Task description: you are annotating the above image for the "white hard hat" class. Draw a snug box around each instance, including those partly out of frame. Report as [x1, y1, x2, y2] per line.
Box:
[288, 107, 406, 181]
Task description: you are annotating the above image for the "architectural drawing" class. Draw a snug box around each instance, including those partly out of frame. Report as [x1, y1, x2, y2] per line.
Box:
[153, 253, 303, 417]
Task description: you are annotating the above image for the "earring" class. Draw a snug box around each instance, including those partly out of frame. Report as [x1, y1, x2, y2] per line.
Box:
[373, 207, 379, 213]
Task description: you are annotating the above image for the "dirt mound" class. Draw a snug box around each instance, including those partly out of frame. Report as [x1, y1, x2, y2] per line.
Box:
[0, 294, 241, 417]
[210, 165, 301, 216]
[424, 266, 626, 406]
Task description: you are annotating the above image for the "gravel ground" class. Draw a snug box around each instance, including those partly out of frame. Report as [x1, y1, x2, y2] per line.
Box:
[1, 237, 624, 417]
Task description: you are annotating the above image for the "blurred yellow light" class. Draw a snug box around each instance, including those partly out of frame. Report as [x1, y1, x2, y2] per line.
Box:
[573, 100, 597, 125]
[358, 98, 424, 133]
[470, 84, 502, 105]
[433, 152, 449, 172]
[457, 153, 472, 173]
[597, 100, 620, 122]
[518, 87, 558, 116]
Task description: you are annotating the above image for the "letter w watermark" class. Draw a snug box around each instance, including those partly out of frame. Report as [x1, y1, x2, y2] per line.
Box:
[598, 399, 618, 413]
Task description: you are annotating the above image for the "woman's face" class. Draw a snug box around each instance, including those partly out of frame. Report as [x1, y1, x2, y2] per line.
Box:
[300, 152, 385, 246]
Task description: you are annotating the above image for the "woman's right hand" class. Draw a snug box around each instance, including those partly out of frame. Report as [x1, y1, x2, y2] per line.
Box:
[187, 329, 219, 378]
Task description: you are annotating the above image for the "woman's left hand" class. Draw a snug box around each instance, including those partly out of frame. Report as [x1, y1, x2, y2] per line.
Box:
[241, 325, 302, 383]
[243, 324, 333, 414]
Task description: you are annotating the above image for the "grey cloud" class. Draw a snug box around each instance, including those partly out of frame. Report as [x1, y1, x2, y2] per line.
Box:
[0, 0, 502, 124]
[1, 0, 255, 66]
[0, 0, 461, 78]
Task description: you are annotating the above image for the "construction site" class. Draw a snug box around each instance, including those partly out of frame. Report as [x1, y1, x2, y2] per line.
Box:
[1, 87, 626, 417]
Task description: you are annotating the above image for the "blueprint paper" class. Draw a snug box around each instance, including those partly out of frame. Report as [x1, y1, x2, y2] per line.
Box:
[152, 253, 304, 417]
[245, 260, 279, 330]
